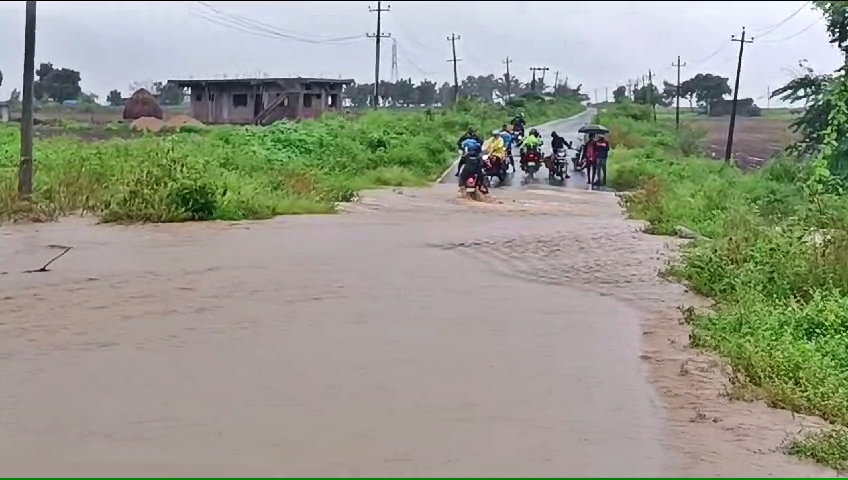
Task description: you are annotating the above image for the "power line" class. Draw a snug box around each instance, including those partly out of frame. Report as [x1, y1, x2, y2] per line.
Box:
[761, 18, 821, 43]
[753, 1, 812, 38]
[190, 1, 363, 45]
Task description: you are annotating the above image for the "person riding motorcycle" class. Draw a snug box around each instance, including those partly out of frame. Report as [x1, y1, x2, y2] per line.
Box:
[498, 124, 515, 170]
[550, 131, 572, 179]
[520, 128, 544, 168]
[458, 136, 484, 188]
[456, 127, 483, 176]
[511, 113, 526, 136]
[483, 129, 507, 164]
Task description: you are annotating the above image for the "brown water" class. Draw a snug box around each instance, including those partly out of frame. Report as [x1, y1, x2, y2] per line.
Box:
[0, 183, 834, 476]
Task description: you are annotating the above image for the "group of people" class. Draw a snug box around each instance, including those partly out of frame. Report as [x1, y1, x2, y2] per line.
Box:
[580, 133, 611, 187]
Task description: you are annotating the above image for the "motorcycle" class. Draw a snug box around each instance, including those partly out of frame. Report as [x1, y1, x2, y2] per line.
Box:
[571, 144, 586, 173]
[521, 148, 543, 176]
[547, 148, 568, 181]
[482, 153, 508, 185]
[460, 154, 490, 198]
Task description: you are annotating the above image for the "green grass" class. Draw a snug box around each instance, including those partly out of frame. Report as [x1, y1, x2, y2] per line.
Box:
[0, 98, 584, 224]
[601, 102, 848, 472]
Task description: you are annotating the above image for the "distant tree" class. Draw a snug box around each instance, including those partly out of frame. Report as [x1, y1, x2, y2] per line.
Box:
[661, 80, 678, 105]
[152, 81, 185, 105]
[682, 73, 731, 112]
[415, 80, 437, 106]
[107, 89, 123, 106]
[80, 92, 99, 104]
[613, 85, 627, 103]
[33, 62, 82, 102]
[633, 84, 663, 106]
[7, 88, 20, 109]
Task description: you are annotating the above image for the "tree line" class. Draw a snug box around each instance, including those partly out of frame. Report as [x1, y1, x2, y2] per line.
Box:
[4, 63, 587, 110]
[342, 74, 589, 108]
[611, 72, 749, 115]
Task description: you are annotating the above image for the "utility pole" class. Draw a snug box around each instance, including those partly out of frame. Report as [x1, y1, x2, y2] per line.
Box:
[447, 33, 461, 104]
[648, 69, 657, 122]
[529, 67, 549, 92]
[767, 86, 771, 109]
[626, 79, 633, 100]
[594, 89, 598, 104]
[503, 57, 512, 100]
[367, 1, 390, 109]
[672, 56, 687, 130]
[605, 86, 609, 103]
[554, 71, 560, 89]
[19, 0, 36, 197]
[724, 27, 754, 164]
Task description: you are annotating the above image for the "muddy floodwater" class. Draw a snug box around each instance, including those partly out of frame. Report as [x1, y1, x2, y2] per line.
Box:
[0, 113, 836, 477]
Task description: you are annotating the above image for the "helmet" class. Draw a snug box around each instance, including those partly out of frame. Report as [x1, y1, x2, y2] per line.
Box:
[492, 129, 501, 136]
[529, 128, 539, 136]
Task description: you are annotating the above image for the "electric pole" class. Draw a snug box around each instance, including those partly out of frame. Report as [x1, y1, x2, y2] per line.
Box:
[767, 86, 771, 109]
[19, 0, 36, 197]
[367, 1, 390, 109]
[648, 69, 657, 122]
[672, 56, 687, 130]
[594, 89, 598, 104]
[503, 57, 513, 100]
[447, 33, 461, 104]
[605, 86, 609, 103]
[626, 79, 633, 100]
[724, 27, 754, 164]
[529, 67, 549, 92]
[554, 71, 560, 89]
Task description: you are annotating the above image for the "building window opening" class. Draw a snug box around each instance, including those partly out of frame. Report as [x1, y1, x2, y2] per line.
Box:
[303, 94, 313, 108]
[232, 94, 248, 107]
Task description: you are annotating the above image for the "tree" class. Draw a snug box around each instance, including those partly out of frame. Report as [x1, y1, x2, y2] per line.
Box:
[682, 73, 731, 112]
[80, 92, 98, 104]
[633, 84, 663, 106]
[33, 62, 82, 103]
[7, 88, 20, 109]
[154, 81, 185, 105]
[613, 85, 627, 103]
[661, 80, 678, 105]
[107, 89, 123, 107]
[415, 80, 437, 106]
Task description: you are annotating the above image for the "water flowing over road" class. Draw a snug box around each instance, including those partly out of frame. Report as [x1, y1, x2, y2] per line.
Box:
[0, 111, 835, 476]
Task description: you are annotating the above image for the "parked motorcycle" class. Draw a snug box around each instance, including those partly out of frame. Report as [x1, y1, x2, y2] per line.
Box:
[571, 144, 586, 173]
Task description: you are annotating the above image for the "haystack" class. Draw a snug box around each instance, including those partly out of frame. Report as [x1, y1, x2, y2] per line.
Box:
[130, 116, 164, 133]
[122, 88, 163, 120]
[164, 114, 204, 129]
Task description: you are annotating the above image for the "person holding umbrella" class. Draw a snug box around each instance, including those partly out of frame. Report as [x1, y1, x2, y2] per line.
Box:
[577, 124, 609, 187]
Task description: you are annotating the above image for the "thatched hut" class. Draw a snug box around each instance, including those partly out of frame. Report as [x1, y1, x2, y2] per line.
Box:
[122, 88, 163, 120]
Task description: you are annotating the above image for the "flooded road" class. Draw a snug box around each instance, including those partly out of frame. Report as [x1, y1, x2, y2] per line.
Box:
[0, 120, 835, 476]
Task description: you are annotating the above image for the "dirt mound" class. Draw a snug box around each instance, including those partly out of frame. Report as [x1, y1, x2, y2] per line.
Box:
[130, 116, 164, 133]
[122, 88, 163, 121]
[165, 114, 204, 129]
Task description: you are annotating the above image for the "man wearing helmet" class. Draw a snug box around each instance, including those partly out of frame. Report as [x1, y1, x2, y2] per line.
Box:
[550, 131, 572, 179]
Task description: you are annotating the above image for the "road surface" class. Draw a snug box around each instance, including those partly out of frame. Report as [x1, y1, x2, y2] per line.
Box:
[440, 109, 607, 192]
[0, 111, 834, 476]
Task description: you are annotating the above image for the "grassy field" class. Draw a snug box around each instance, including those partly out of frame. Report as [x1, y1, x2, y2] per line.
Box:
[602, 102, 848, 471]
[0, 98, 584, 224]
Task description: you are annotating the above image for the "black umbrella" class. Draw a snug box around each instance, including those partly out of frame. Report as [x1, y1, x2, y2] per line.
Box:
[578, 124, 609, 135]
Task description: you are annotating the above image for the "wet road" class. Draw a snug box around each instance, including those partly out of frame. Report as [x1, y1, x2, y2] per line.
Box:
[440, 109, 603, 192]
[0, 111, 834, 476]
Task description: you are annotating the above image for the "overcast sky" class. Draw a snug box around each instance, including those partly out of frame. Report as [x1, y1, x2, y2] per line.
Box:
[0, 1, 842, 106]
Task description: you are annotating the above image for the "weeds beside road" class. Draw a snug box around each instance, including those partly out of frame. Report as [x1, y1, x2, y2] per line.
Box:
[602, 102, 848, 471]
[0, 99, 584, 224]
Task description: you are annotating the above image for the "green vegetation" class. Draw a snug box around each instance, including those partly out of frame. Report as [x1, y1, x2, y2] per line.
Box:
[601, 98, 848, 471]
[0, 98, 583, 224]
